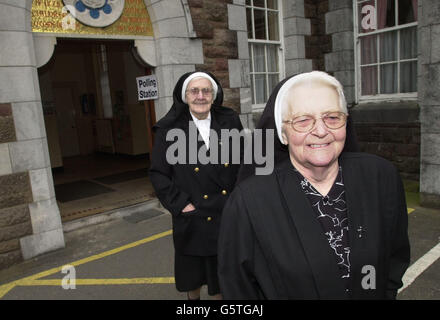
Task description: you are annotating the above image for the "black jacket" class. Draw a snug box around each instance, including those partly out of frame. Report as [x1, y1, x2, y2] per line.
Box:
[218, 153, 410, 299]
[149, 72, 243, 256]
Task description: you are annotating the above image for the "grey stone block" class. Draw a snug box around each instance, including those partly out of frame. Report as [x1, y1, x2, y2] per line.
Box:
[0, 0, 29, 9]
[325, 50, 354, 72]
[20, 227, 65, 260]
[11, 101, 46, 141]
[418, 64, 440, 106]
[28, 198, 63, 234]
[420, 163, 440, 194]
[0, 31, 36, 67]
[334, 70, 355, 87]
[0, 3, 30, 32]
[283, 0, 305, 18]
[418, 0, 440, 28]
[237, 31, 249, 60]
[0, 67, 41, 103]
[9, 138, 48, 173]
[284, 35, 306, 59]
[418, 26, 431, 65]
[155, 38, 203, 65]
[326, 8, 353, 34]
[152, 16, 189, 39]
[147, 0, 185, 22]
[29, 167, 55, 203]
[420, 133, 440, 165]
[228, 59, 250, 88]
[431, 25, 440, 64]
[332, 31, 354, 51]
[420, 106, 440, 134]
[285, 58, 313, 76]
[0, 143, 12, 176]
[240, 88, 252, 114]
[328, 0, 353, 11]
[283, 17, 311, 36]
[228, 4, 247, 31]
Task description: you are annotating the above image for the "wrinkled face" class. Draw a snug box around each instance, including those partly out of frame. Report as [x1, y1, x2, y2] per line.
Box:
[281, 82, 346, 170]
[185, 77, 214, 120]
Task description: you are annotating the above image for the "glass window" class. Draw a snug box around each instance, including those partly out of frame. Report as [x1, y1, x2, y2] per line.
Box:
[246, 0, 282, 105]
[355, 0, 418, 98]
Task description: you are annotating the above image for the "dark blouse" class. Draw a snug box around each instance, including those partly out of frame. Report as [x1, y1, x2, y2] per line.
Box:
[293, 166, 351, 290]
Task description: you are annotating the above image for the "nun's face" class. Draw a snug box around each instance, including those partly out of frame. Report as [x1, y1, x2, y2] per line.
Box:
[185, 77, 214, 120]
[281, 82, 346, 171]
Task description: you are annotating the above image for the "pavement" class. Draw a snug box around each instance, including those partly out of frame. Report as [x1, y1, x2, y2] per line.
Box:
[0, 199, 439, 300]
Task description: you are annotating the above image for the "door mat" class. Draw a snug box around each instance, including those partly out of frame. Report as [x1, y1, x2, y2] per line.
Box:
[93, 168, 149, 185]
[55, 180, 115, 203]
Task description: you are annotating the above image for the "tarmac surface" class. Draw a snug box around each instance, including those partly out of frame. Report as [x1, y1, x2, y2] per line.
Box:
[0, 201, 439, 300]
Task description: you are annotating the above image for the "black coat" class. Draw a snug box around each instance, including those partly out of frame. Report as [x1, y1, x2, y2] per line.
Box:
[149, 106, 243, 256]
[218, 152, 410, 299]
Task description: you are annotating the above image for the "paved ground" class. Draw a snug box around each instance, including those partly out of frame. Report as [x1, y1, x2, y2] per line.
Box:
[0, 203, 439, 300]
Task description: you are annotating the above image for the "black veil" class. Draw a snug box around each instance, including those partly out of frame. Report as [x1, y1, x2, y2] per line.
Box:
[237, 74, 360, 183]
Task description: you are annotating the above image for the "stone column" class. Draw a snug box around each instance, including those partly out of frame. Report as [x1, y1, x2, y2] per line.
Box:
[419, 0, 440, 208]
[324, 0, 355, 104]
[283, 0, 313, 77]
[0, 0, 64, 269]
[227, 0, 252, 129]
[144, 0, 204, 121]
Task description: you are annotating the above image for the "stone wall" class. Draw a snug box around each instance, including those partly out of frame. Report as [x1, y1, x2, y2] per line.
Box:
[354, 125, 420, 181]
[418, 0, 440, 207]
[325, 0, 355, 104]
[304, 0, 331, 71]
[350, 103, 420, 181]
[0, 0, 65, 270]
[187, 0, 242, 113]
[0, 103, 33, 269]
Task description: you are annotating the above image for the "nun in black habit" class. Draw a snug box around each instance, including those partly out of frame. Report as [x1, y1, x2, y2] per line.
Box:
[217, 71, 410, 300]
[149, 71, 243, 299]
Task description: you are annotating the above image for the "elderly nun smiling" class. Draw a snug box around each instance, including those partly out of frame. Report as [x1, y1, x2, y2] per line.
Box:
[218, 71, 410, 300]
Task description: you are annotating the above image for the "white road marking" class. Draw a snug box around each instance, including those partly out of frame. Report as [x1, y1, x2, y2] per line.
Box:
[399, 242, 440, 293]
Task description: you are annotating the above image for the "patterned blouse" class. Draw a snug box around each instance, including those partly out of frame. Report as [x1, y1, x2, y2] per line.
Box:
[293, 166, 351, 290]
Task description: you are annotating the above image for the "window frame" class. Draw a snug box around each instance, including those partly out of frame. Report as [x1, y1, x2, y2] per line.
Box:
[353, 0, 418, 103]
[246, 0, 285, 112]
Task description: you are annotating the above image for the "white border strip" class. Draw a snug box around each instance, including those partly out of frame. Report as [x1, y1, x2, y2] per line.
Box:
[399, 242, 440, 293]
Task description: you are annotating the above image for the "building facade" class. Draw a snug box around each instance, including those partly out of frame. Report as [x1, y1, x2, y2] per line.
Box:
[0, 0, 439, 269]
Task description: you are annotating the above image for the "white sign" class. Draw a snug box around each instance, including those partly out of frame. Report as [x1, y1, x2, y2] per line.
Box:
[136, 75, 158, 101]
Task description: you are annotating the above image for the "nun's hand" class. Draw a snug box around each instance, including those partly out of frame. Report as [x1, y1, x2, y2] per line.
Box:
[182, 203, 196, 213]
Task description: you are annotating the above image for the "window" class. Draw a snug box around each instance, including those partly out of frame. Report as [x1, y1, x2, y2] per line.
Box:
[354, 0, 418, 101]
[246, 0, 283, 108]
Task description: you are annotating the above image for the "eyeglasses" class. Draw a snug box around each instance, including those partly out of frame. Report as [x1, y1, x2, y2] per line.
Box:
[186, 87, 213, 96]
[283, 111, 348, 133]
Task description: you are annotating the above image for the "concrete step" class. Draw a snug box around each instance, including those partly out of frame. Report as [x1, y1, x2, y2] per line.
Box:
[62, 198, 162, 233]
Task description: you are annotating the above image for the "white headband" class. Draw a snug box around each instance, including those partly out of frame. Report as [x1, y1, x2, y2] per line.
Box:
[181, 72, 218, 103]
[274, 71, 347, 145]
[274, 76, 299, 145]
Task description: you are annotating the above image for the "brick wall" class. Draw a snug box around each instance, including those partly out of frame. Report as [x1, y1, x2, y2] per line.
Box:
[187, 0, 241, 113]
[0, 103, 33, 269]
[354, 123, 420, 181]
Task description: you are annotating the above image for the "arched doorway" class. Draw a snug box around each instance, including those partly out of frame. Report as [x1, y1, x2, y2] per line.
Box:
[38, 38, 157, 222]
[30, 0, 204, 224]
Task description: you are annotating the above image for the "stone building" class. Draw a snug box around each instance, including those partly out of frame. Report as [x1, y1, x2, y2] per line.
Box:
[0, 0, 439, 269]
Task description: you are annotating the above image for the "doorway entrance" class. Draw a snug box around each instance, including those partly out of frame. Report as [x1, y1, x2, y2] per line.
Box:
[38, 39, 156, 222]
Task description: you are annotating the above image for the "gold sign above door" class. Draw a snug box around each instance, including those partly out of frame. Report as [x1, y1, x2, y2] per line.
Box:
[31, 0, 154, 37]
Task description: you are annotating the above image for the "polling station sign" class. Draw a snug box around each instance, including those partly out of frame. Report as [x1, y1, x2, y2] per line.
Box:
[136, 75, 158, 101]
